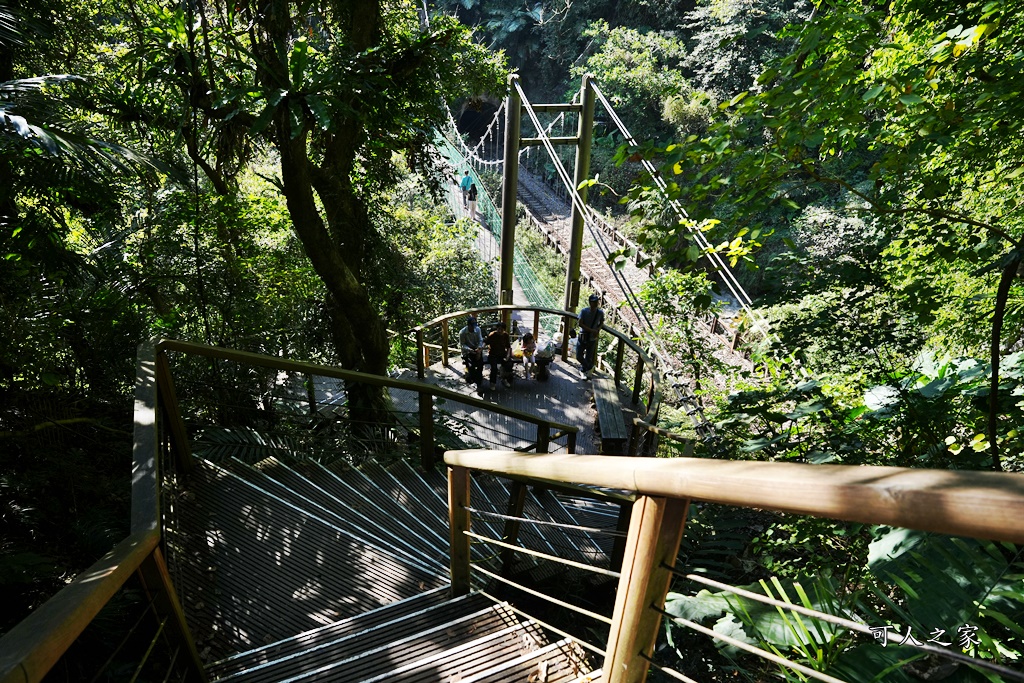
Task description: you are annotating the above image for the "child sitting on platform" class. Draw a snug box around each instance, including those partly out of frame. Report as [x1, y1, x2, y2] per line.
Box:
[521, 332, 537, 378]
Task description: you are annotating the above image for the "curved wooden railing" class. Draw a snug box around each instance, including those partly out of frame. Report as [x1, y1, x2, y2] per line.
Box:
[158, 339, 580, 462]
[444, 449, 1024, 683]
[412, 304, 665, 425]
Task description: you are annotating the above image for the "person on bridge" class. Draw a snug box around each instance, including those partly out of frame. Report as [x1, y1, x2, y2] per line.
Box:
[468, 183, 478, 221]
[577, 293, 605, 379]
[459, 316, 484, 385]
[460, 170, 472, 207]
[485, 321, 514, 388]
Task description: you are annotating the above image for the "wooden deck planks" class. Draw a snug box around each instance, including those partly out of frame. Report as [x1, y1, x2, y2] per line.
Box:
[391, 355, 598, 455]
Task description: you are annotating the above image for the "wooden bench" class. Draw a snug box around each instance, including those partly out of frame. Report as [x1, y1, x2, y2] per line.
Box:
[592, 375, 629, 454]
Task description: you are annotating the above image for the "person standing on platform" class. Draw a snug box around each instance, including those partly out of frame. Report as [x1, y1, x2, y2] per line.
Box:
[577, 293, 605, 379]
[468, 183, 478, 221]
[460, 170, 472, 207]
[459, 316, 484, 385]
[485, 321, 513, 388]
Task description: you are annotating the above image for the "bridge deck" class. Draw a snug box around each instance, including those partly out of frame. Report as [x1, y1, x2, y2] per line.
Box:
[391, 355, 639, 456]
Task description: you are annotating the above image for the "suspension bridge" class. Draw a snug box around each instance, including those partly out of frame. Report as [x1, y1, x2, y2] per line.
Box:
[426, 73, 773, 446]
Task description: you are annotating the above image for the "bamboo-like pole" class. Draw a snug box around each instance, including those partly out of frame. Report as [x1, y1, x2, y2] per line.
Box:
[441, 319, 449, 366]
[155, 349, 192, 476]
[0, 531, 159, 683]
[415, 328, 425, 379]
[632, 356, 645, 405]
[605, 496, 689, 683]
[562, 75, 597, 353]
[442, 451, 1024, 544]
[448, 466, 472, 597]
[614, 338, 625, 384]
[536, 422, 551, 454]
[499, 75, 522, 325]
[136, 548, 207, 681]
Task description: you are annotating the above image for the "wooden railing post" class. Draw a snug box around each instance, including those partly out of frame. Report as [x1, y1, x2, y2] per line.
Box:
[448, 466, 472, 597]
[628, 420, 643, 457]
[646, 370, 656, 412]
[418, 391, 435, 470]
[155, 349, 193, 476]
[441, 319, 450, 367]
[631, 356, 645, 405]
[614, 338, 625, 384]
[604, 495, 689, 683]
[500, 481, 528, 575]
[415, 328, 425, 379]
[536, 422, 550, 454]
[609, 500, 633, 573]
[136, 547, 207, 681]
[561, 314, 574, 358]
[567, 431, 577, 454]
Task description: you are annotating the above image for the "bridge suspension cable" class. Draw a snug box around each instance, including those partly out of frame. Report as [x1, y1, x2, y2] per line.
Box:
[513, 81, 656, 340]
[513, 81, 717, 445]
[589, 83, 771, 341]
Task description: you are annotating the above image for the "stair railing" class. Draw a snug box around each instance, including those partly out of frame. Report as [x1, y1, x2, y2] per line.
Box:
[157, 339, 579, 465]
[413, 304, 664, 430]
[0, 345, 206, 683]
[1, 338, 582, 683]
[445, 449, 1024, 683]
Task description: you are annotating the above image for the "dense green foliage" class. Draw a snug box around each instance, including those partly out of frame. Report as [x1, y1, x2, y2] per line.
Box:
[444, 0, 1024, 678]
[5, 0, 1024, 679]
[0, 0, 504, 635]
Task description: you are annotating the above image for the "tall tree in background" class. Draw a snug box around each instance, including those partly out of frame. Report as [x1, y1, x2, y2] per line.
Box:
[121, 0, 503, 410]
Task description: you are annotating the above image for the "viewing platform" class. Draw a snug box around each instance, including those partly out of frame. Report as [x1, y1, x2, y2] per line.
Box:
[400, 305, 664, 458]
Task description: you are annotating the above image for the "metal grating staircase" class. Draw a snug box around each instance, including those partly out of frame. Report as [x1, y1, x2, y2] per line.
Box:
[165, 455, 614, 681]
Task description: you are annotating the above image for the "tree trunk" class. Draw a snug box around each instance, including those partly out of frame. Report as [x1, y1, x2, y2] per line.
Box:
[987, 253, 1019, 472]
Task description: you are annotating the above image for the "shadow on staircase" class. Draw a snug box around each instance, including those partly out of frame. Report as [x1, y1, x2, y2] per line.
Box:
[166, 454, 613, 681]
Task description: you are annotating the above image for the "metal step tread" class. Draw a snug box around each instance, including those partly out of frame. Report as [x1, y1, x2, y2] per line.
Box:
[218, 457, 444, 577]
[205, 587, 453, 679]
[166, 460, 445, 662]
[242, 604, 536, 682]
[324, 459, 450, 552]
[251, 456, 448, 575]
[211, 594, 504, 683]
[355, 618, 550, 683]
[460, 638, 592, 683]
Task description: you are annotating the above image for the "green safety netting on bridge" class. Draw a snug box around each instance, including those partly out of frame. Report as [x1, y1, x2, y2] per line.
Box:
[438, 135, 562, 335]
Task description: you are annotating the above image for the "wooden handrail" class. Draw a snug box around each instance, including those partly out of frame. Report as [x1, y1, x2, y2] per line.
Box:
[443, 451, 1024, 543]
[155, 338, 579, 438]
[0, 530, 160, 683]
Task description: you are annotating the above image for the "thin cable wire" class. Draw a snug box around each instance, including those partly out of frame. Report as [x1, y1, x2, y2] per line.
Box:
[464, 505, 626, 537]
[474, 565, 613, 625]
[465, 531, 621, 577]
[654, 606, 849, 683]
[638, 654, 701, 683]
[590, 83, 771, 339]
[516, 84, 710, 430]
[476, 588, 608, 658]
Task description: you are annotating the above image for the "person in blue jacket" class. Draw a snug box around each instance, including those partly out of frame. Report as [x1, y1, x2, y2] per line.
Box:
[459, 170, 472, 207]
